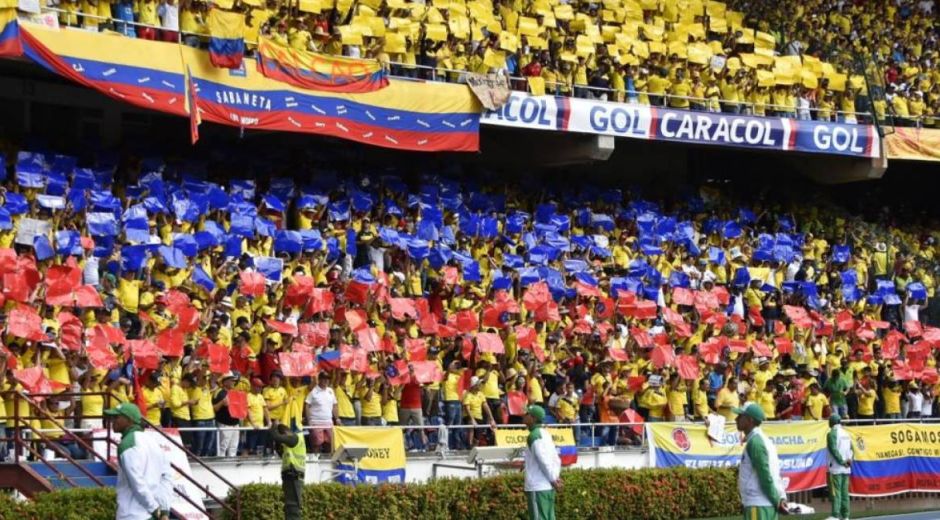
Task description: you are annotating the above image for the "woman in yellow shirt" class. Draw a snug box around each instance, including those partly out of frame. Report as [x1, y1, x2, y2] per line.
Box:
[244, 379, 268, 455]
[187, 373, 216, 457]
[359, 378, 384, 426]
[714, 377, 740, 420]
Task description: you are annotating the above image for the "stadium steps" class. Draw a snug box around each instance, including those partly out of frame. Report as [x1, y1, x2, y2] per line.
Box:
[28, 459, 118, 489]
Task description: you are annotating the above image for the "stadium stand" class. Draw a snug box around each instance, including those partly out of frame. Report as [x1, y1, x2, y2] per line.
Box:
[17, 0, 936, 125]
[0, 131, 933, 461]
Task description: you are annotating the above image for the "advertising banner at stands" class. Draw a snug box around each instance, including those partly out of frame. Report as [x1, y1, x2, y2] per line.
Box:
[791, 119, 881, 158]
[647, 421, 829, 492]
[92, 428, 208, 520]
[884, 127, 940, 162]
[653, 108, 788, 151]
[495, 427, 578, 465]
[845, 423, 940, 496]
[481, 91, 565, 131]
[567, 97, 653, 139]
[4, 21, 480, 152]
[479, 92, 880, 158]
[332, 426, 406, 484]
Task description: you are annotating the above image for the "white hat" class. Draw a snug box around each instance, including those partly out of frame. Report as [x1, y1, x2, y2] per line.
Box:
[876, 242, 887, 252]
[702, 270, 717, 284]
[730, 247, 744, 260]
[470, 376, 481, 387]
[648, 375, 663, 387]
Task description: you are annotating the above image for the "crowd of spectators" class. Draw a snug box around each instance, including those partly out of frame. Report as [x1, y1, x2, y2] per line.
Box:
[0, 139, 938, 460]
[20, 0, 938, 126]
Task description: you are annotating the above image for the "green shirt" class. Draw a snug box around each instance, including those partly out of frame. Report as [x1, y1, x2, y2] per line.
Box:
[826, 377, 849, 406]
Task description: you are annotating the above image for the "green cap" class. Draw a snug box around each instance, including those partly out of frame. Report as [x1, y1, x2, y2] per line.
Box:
[525, 404, 546, 423]
[829, 413, 842, 426]
[103, 402, 142, 424]
[732, 402, 765, 424]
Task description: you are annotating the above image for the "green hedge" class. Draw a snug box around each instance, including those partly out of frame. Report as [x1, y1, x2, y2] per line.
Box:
[0, 487, 116, 520]
[224, 467, 740, 520]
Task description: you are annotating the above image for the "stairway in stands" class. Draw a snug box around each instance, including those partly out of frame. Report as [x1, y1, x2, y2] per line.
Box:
[28, 459, 118, 489]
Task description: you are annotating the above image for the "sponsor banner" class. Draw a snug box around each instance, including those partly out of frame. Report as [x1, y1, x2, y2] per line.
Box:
[480, 92, 880, 158]
[481, 91, 565, 131]
[791, 119, 880, 158]
[567, 97, 652, 139]
[7, 22, 479, 152]
[845, 423, 940, 497]
[332, 426, 406, 484]
[884, 126, 940, 162]
[647, 421, 828, 492]
[495, 426, 578, 466]
[652, 108, 790, 151]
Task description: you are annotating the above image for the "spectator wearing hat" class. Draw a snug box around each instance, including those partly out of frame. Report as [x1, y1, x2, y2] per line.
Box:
[213, 371, 242, 458]
[523, 405, 561, 520]
[826, 413, 853, 520]
[463, 375, 496, 447]
[734, 402, 788, 520]
[105, 403, 171, 520]
[304, 372, 338, 453]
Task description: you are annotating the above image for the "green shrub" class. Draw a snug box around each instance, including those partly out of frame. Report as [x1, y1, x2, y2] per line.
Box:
[29, 487, 116, 520]
[0, 487, 116, 520]
[225, 467, 741, 520]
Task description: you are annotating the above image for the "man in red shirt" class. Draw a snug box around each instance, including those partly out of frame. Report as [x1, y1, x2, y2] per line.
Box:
[399, 377, 428, 450]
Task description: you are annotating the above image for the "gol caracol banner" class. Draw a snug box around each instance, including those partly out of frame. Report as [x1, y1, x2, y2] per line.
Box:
[647, 421, 829, 492]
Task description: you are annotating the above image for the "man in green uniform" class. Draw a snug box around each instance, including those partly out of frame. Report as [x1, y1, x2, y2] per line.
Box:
[523, 405, 561, 520]
[733, 402, 789, 520]
[826, 413, 853, 520]
[270, 422, 306, 520]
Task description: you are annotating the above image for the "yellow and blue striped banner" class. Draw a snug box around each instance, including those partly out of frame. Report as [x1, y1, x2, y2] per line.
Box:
[846, 423, 940, 496]
[257, 37, 388, 93]
[333, 426, 406, 484]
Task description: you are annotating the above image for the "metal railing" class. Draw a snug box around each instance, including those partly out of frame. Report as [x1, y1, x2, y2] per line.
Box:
[25, 6, 940, 127]
[0, 390, 241, 519]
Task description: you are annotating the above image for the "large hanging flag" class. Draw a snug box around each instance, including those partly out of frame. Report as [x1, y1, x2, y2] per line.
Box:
[207, 8, 245, 69]
[257, 37, 389, 93]
[0, 8, 21, 57]
[186, 66, 201, 144]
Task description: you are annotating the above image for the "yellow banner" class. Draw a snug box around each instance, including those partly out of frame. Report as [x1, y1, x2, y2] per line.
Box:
[844, 423, 940, 496]
[333, 426, 406, 482]
[884, 127, 940, 162]
[495, 427, 575, 447]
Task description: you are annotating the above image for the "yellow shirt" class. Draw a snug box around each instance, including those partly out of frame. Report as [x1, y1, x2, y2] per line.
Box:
[169, 384, 190, 421]
[81, 386, 105, 420]
[883, 387, 902, 415]
[335, 380, 355, 419]
[804, 393, 829, 420]
[462, 390, 486, 420]
[443, 371, 463, 402]
[760, 391, 776, 419]
[263, 386, 288, 419]
[692, 388, 709, 418]
[382, 397, 399, 424]
[714, 387, 740, 420]
[118, 278, 142, 313]
[361, 389, 382, 418]
[857, 388, 876, 416]
[247, 392, 266, 426]
[189, 386, 215, 421]
[142, 386, 164, 424]
[483, 371, 500, 400]
[643, 388, 668, 418]
[556, 397, 577, 421]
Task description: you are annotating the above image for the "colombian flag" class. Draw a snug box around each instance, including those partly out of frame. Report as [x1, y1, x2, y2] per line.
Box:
[207, 8, 245, 69]
[186, 66, 200, 144]
[257, 37, 389, 94]
[0, 9, 21, 57]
